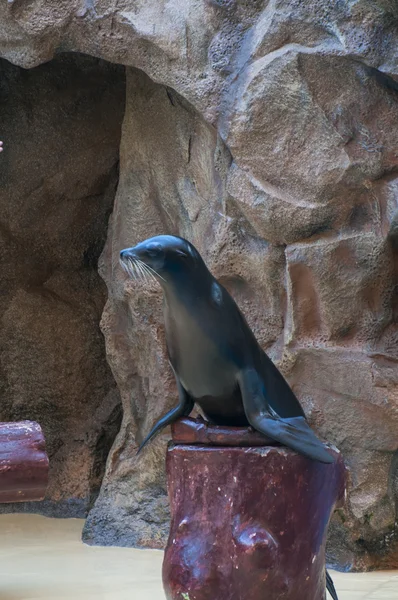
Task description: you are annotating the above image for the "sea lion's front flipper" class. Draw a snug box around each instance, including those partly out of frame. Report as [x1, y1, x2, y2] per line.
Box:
[326, 570, 338, 599]
[238, 368, 334, 464]
[137, 379, 194, 454]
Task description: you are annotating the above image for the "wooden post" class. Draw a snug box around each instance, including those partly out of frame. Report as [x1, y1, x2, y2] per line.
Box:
[0, 421, 49, 503]
[163, 417, 346, 600]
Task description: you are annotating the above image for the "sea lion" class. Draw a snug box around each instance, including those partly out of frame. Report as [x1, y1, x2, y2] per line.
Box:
[120, 234, 338, 600]
[119, 235, 334, 465]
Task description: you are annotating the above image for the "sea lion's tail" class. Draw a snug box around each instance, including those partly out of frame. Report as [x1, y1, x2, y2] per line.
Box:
[326, 569, 338, 600]
[239, 368, 334, 464]
[275, 415, 335, 464]
[248, 413, 334, 464]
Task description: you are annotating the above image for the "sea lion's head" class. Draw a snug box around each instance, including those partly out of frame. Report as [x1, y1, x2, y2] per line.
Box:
[120, 235, 203, 286]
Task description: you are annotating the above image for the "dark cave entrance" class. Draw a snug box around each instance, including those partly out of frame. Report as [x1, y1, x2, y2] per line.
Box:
[0, 53, 125, 516]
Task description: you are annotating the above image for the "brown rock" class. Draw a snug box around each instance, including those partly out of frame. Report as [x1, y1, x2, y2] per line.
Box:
[289, 347, 398, 569]
[0, 54, 125, 516]
[285, 235, 394, 343]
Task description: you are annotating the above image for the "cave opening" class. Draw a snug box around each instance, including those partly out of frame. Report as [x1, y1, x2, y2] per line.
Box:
[0, 53, 125, 516]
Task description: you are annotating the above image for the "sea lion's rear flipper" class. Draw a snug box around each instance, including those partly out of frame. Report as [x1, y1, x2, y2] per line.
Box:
[137, 381, 194, 454]
[326, 569, 338, 599]
[238, 368, 334, 464]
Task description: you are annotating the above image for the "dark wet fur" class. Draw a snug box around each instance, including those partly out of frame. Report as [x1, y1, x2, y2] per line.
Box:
[120, 235, 335, 465]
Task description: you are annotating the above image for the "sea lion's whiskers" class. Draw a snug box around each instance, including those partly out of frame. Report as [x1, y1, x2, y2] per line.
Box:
[133, 260, 142, 280]
[137, 261, 148, 282]
[140, 262, 157, 284]
[143, 261, 166, 283]
[120, 260, 129, 275]
[134, 260, 144, 280]
[125, 257, 157, 286]
[136, 259, 151, 282]
[134, 258, 157, 284]
[127, 258, 138, 280]
[124, 259, 132, 278]
[136, 265, 143, 281]
[131, 262, 138, 280]
[139, 264, 151, 281]
[119, 246, 163, 285]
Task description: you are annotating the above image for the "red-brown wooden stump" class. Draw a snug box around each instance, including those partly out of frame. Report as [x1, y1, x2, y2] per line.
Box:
[163, 417, 346, 600]
[0, 421, 49, 503]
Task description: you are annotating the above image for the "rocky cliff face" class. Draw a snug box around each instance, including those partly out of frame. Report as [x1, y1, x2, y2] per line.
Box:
[1, 1, 397, 570]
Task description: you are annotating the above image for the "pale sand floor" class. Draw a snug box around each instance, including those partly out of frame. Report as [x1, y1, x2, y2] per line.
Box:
[0, 514, 397, 600]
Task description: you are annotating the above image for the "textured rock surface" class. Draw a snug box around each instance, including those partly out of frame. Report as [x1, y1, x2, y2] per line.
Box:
[163, 425, 345, 600]
[1, 0, 398, 569]
[0, 54, 124, 515]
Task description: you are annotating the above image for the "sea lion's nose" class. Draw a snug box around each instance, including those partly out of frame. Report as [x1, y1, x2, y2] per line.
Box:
[120, 248, 134, 259]
[120, 248, 138, 261]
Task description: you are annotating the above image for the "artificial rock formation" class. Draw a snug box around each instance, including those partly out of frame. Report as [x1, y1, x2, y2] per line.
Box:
[0, 54, 125, 515]
[0, 1, 397, 569]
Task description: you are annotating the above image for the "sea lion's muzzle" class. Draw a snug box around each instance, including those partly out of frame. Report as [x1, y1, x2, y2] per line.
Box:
[119, 248, 137, 262]
[119, 245, 165, 284]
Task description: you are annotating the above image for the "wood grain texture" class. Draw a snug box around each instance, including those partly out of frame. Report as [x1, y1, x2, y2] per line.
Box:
[171, 417, 276, 447]
[163, 425, 346, 600]
[0, 421, 49, 503]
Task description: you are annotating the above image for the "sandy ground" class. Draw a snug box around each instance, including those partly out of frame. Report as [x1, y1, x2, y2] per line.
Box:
[0, 514, 397, 599]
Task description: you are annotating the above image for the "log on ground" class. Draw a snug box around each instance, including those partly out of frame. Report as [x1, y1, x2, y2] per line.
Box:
[0, 421, 49, 503]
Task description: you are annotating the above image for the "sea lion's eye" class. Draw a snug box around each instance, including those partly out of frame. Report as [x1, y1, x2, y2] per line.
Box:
[146, 243, 162, 257]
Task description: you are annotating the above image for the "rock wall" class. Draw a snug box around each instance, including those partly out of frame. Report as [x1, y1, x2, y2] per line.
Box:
[1, 1, 398, 570]
[0, 53, 125, 515]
